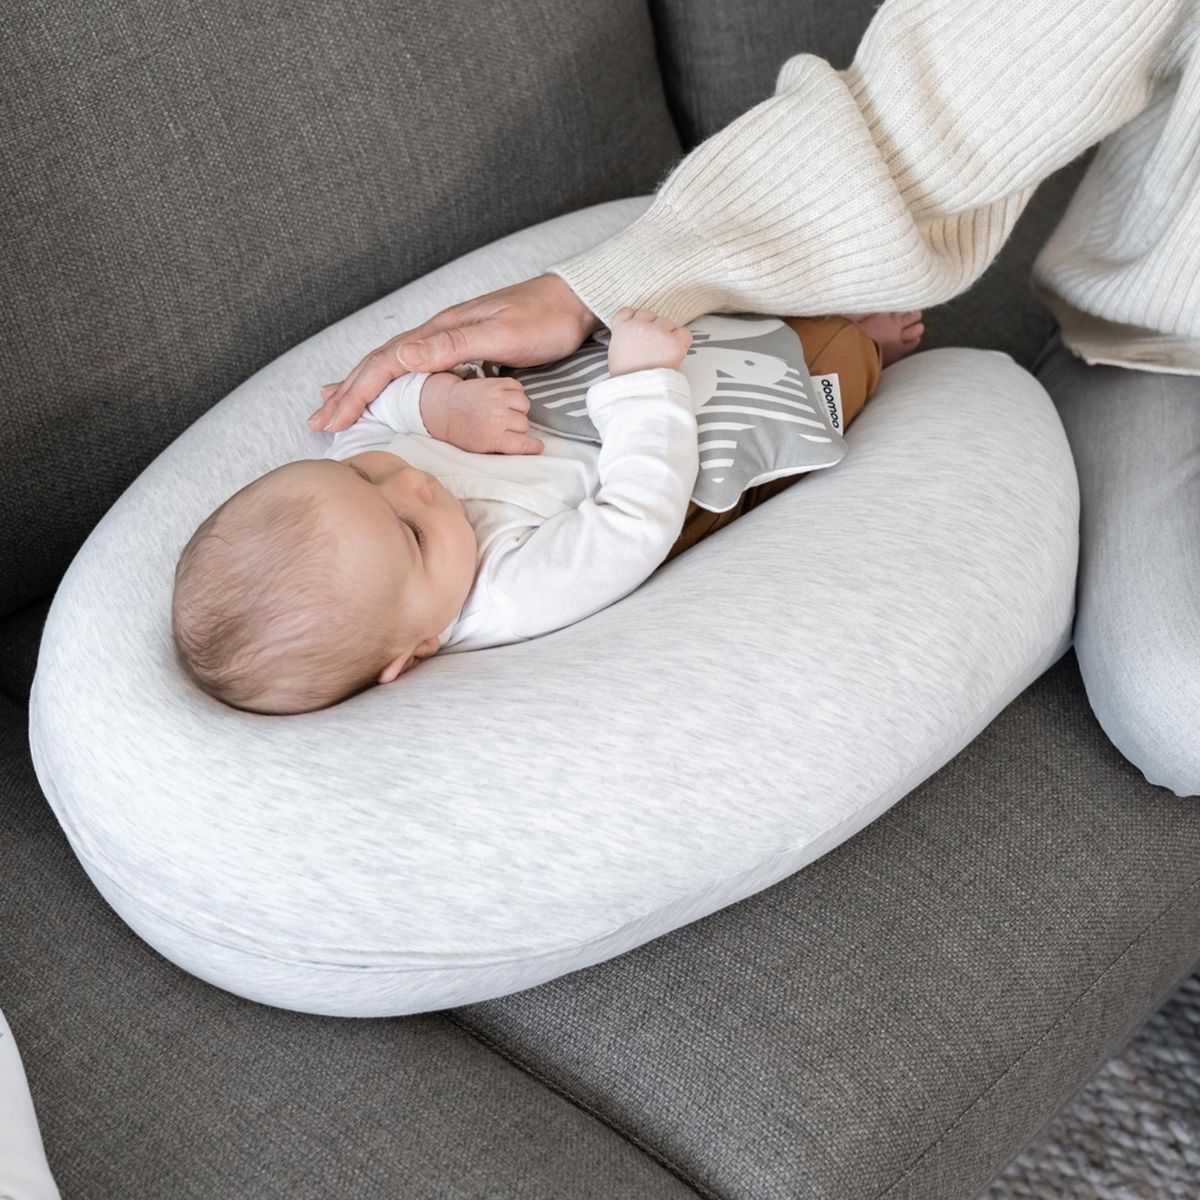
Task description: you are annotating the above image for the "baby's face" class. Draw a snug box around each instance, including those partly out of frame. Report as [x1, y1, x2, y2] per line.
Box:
[308, 449, 478, 659]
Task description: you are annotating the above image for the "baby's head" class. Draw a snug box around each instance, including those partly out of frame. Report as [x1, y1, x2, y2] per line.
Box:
[171, 451, 478, 715]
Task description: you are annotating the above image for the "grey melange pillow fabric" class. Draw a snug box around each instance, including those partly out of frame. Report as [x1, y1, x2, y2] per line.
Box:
[27, 196, 1079, 1017]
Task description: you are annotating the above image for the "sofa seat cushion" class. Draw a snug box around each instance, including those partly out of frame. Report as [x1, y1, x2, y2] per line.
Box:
[28, 197, 1078, 1017]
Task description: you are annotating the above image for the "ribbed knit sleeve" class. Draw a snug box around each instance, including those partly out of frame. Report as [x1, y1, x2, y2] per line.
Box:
[548, 0, 1186, 328]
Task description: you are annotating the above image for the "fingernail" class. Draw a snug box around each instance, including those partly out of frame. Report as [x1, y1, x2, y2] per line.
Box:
[398, 340, 425, 368]
[307, 410, 322, 423]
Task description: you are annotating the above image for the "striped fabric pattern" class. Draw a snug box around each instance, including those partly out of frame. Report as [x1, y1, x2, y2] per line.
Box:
[507, 314, 845, 512]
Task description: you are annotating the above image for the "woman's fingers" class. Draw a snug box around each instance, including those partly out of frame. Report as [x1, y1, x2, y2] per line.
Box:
[306, 383, 339, 425]
[307, 273, 595, 432]
[309, 314, 489, 433]
[310, 327, 440, 432]
[310, 356, 396, 432]
[398, 320, 522, 374]
[308, 311, 456, 424]
[387, 307, 468, 370]
[311, 358, 372, 428]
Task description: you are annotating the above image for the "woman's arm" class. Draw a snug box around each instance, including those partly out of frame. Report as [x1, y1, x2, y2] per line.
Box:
[310, 0, 1182, 433]
[548, 0, 1182, 327]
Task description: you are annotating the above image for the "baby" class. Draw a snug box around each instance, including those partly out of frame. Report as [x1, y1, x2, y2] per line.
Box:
[171, 307, 923, 716]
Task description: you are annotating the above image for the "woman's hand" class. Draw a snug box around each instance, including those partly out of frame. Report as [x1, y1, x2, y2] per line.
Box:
[308, 272, 603, 434]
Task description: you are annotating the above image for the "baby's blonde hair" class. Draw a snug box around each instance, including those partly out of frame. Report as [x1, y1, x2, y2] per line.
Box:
[171, 470, 396, 715]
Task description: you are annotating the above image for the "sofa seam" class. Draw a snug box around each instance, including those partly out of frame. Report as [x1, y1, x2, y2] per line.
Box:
[442, 1011, 718, 1200]
[874, 869, 1200, 1199]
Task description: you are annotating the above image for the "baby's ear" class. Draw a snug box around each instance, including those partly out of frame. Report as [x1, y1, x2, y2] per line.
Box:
[377, 652, 414, 685]
[409, 635, 442, 664]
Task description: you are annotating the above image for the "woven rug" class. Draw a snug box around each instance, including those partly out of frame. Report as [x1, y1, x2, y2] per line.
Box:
[987, 970, 1200, 1198]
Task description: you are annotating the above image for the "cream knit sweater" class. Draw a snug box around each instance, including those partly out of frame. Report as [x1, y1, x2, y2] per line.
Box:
[550, 0, 1200, 375]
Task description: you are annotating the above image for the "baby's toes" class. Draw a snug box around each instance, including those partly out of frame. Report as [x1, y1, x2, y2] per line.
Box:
[903, 322, 926, 342]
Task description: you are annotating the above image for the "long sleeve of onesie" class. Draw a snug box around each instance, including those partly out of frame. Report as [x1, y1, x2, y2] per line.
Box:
[479, 367, 698, 643]
[363, 371, 432, 436]
[546, 0, 1194, 355]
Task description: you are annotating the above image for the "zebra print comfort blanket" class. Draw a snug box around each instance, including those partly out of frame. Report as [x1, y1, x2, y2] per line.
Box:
[475, 314, 848, 514]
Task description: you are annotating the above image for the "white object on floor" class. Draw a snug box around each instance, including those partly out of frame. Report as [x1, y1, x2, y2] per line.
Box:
[0, 1006, 62, 1200]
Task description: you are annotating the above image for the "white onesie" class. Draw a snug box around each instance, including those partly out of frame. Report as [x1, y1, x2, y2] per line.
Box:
[323, 367, 697, 654]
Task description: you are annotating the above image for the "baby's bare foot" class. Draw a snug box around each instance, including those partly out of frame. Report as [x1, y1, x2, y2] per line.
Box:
[846, 310, 925, 367]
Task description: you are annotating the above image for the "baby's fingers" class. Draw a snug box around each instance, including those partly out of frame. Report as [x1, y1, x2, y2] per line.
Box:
[505, 384, 531, 414]
[498, 428, 544, 455]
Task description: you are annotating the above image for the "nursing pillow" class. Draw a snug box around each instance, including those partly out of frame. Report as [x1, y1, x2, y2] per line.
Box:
[28, 196, 1079, 1017]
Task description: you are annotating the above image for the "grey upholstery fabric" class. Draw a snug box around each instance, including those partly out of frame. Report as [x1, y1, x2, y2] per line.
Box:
[648, 0, 874, 147]
[1, 0, 682, 618]
[0, 598, 48, 708]
[7, 0, 1200, 1196]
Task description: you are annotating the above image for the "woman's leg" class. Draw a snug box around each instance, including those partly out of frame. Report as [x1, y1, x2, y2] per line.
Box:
[1035, 329, 1200, 797]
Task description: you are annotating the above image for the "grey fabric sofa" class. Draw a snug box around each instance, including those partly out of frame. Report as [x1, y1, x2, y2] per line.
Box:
[4, 1, 1198, 1197]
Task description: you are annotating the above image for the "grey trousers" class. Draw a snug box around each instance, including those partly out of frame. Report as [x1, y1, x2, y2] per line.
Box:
[1033, 329, 1200, 798]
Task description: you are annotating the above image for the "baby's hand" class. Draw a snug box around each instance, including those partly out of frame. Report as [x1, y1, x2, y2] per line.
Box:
[606, 307, 692, 376]
[419, 374, 544, 455]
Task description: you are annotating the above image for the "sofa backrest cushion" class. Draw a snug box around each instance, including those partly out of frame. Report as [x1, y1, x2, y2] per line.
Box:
[2, 0, 681, 618]
[649, 0, 878, 148]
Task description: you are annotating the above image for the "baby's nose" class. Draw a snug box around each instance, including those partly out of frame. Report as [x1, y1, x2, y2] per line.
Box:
[402, 468, 435, 501]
